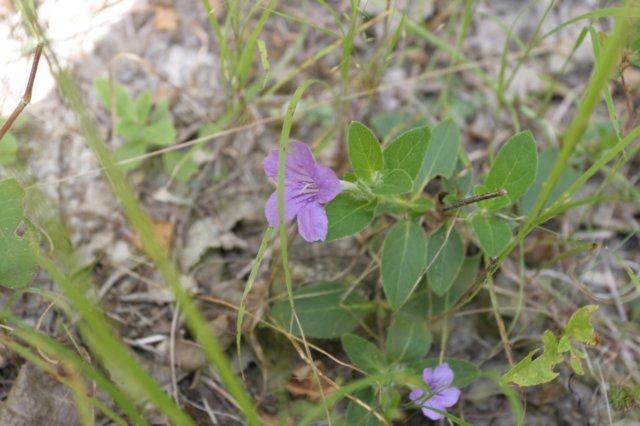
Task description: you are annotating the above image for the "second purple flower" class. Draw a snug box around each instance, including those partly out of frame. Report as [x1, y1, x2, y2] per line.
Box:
[263, 142, 342, 242]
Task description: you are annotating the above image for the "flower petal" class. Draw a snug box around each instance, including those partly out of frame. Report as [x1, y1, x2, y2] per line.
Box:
[296, 202, 328, 242]
[421, 405, 446, 421]
[409, 389, 425, 402]
[428, 363, 455, 390]
[262, 149, 280, 180]
[264, 191, 300, 228]
[314, 164, 342, 203]
[431, 387, 461, 408]
[262, 142, 317, 182]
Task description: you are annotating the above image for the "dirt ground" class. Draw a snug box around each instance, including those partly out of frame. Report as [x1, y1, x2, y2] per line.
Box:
[0, 0, 639, 424]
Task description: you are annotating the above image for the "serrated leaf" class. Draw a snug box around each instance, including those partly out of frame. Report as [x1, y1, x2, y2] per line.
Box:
[414, 118, 460, 193]
[0, 179, 36, 288]
[342, 334, 387, 374]
[325, 194, 376, 242]
[347, 121, 383, 183]
[504, 330, 563, 386]
[564, 304, 599, 344]
[381, 220, 428, 309]
[383, 125, 431, 181]
[471, 216, 512, 257]
[142, 120, 176, 146]
[483, 131, 538, 208]
[427, 226, 464, 296]
[385, 312, 431, 364]
[372, 169, 413, 195]
[270, 282, 370, 338]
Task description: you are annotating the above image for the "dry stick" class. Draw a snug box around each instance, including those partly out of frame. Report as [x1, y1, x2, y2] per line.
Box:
[440, 189, 507, 212]
[0, 44, 43, 142]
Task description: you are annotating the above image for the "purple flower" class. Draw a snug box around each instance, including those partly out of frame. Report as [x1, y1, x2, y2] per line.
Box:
[409, 363, 461, 421]
[263, 141, 342, 242]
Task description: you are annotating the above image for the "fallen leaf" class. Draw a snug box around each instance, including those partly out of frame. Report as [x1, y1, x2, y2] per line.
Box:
[0, 362, 80, 426]
[286, 363, 335, 402]
[154, 4, 179, 32]
[181, 218, 246, 269]
[132, 217, 175, 254]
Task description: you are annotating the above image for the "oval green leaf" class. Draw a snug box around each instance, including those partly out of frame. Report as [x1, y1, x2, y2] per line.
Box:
[471, 216, 512, 257]
[383, 125, 431, 180]
[385, 312, 431, 364]
[347, 121, 383, 183]
[414, 118, 460, 193]
[381, 220, 427, 309]
[270, 282, 370, 338]
[0, 179, 37, 288]
[484, 131, 538, 207]
[427, 225, 464, 296]
[325, 194, 376, 242]
[342, 334, 387, 374]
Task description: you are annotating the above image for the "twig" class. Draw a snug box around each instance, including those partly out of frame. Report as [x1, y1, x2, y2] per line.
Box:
[440, 189, 508, 212]
[0, 44, 43, 141]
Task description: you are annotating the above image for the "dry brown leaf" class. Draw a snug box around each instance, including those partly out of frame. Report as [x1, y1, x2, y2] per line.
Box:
[132, 217, 175, 254]
[172, 339, 207, 371]
[262, 413, 295, 426]
[286, 363, 334, 402]
[0, 362, 80, 426]
[154, 4, 179, 32]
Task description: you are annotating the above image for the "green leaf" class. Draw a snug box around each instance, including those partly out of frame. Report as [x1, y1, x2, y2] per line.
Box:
[383, 125, 431, 181]
[114, 141, 146, 171]
[0, 133, 19, 165]
[385, 312, 431, 364]
[142, 120, 176, 146]
[0, 179, 36, 288]
[151, 100, 172, 122]
[325, 194, 376, 242]
[347, 121, 383, 183]
[483, 131, 538, 208]
[372, 169, 413, 195]
[471, 216, 512, 257]
[115, 119, 143, 140]
[410, 357, 481, 387]
[345, 388, 378, 426]
[381, 220, 428, 309]
[564, 304, 599, 344]
[94, 78, 136, 120]
[135, 91, 153, 123]
[270, 282, 370, 338]
[162, 151, 199, 184]
[414, 118, 460, 193]
[342, 334, 387, 374]
[427, 226, 464, 296]
[504, 330, 563, 386]
[409, 198, 435, 215]
[428, 255, 480, 316]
